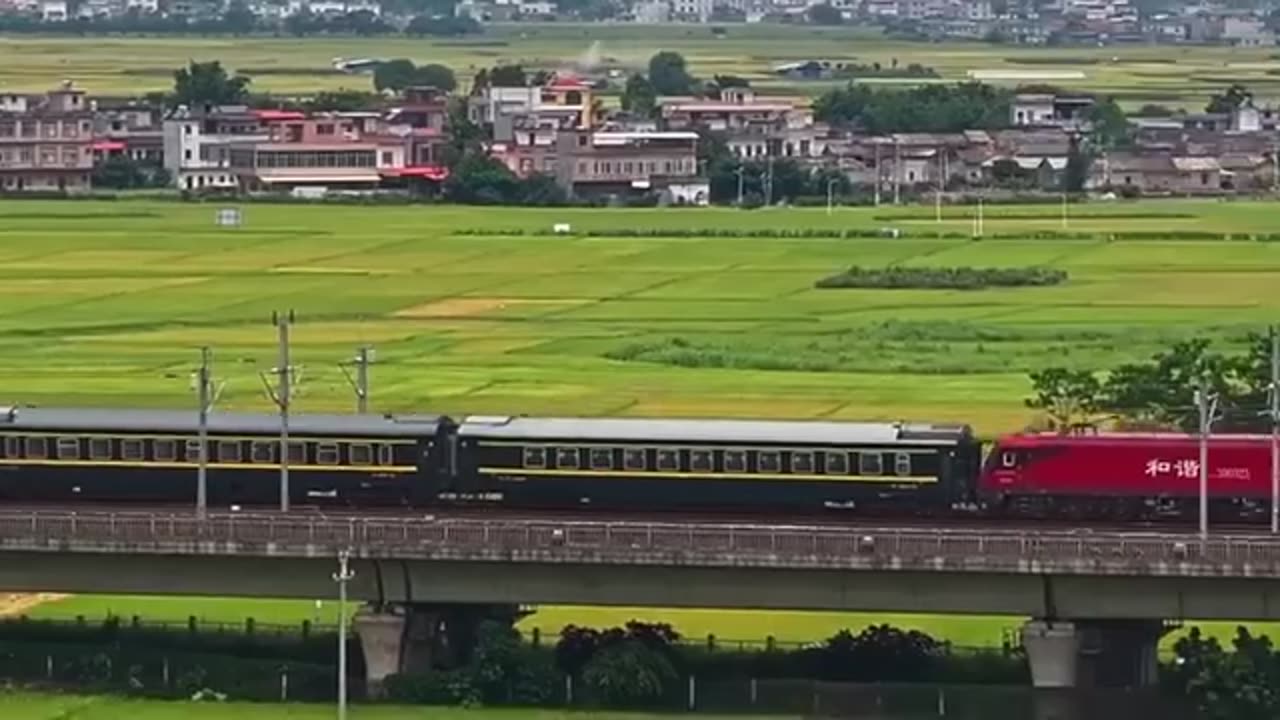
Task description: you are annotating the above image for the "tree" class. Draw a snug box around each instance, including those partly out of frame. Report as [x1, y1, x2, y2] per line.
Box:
[807, 2, 843, 24]
[374, 59, 419, 93]
[1087, 96, 1132, 149]
[1171, 627, 1280, 720]
[415, 63, 457, 92]
[92, 155, 169, 189]
[581, 640, 678, 707]
[173, 61, 250, 107]
[647, 51, 695, 96]
[620, 73, 656, 116]
[443, 154, 521, 204]
[815, 82, 1012, 133]
[1206, 83, 1253, 114]
[222, 0, 257, 34]
[489, 64, 528, 87]
[373, 59, 456, 93]
[1064, 133, 1089, 193]
[304, 89, 381, 112]
[1025, 367, 1104, 431]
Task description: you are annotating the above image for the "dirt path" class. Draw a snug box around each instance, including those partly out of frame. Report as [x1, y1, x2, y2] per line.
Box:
[0, 593, 68, 617]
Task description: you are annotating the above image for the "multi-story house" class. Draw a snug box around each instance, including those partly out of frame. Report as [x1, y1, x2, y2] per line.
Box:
[474, 75, 598, 178]
[0, 82, 94, 192]
[225, 115, 410, 191]
[659, 87, 826, 161]
[163, 104, 269, 191]
[553, 128, 707, 203]
[93, 101, 163, 164]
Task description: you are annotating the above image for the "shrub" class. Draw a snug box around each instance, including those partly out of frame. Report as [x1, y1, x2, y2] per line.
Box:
[815, 266, 1067, 290]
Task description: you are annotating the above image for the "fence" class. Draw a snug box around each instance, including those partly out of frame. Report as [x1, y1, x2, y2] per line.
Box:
[2, 510, 1279, 573]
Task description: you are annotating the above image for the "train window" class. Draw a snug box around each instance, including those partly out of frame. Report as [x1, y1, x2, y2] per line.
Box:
[590, 448, 614, 470]
[523, 446, 546, 469]
[825, 451, 849, 475]
[56, 437, 80, 460]
[350, 443, 373, 466]
[1001, 452, 1017, 468]
[218, 440, 242, 463]
[791, 451, 814, 474]
[623, 448, 646, 471]
[1, 436, 16, 458]
[154, 439, 177, 462]
[556, 447, 580, 470]
[656, 449, 679, 471]
[377, 444, 394, 466]
[251, 441, 275, 464]
[185, 439, 205, 461]
[121, 438, 144, 461]
[88, 438, 111, 460]
[690, 449, 713, 473]
[758, 450, 781, 473]
[316, 443, 340, 465]
[289, 441, 307, 464]
[724, 450, 747, 473]
[25, 437, 47, 459]
[895, 452, 912, 476]
[859, 451, 883, 476]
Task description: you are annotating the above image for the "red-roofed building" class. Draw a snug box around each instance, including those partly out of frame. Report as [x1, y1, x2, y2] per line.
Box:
[0, 81, 94, 192]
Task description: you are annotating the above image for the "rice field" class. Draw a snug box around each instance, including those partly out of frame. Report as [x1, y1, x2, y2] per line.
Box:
[0, 24, 1274, 108]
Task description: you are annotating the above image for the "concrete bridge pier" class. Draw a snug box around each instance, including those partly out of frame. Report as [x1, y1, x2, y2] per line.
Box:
[1022, 618, 1168, 720]
[354, 603, 443, 697]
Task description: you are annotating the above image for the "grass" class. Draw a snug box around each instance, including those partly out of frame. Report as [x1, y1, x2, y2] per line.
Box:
[0, 692, 786, 720]
[0, 24, 1276, 107]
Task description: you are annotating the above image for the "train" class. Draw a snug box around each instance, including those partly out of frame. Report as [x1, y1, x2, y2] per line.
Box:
[0, 405, 1275, 523]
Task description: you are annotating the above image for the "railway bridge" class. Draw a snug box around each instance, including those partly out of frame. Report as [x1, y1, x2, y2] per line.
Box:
[2, 510, 1280, 696]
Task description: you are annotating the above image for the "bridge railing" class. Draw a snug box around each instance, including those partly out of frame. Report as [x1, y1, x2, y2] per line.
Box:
[3, 511, 1280, 571]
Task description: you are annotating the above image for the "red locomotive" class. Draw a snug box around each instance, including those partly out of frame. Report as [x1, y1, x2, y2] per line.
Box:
[981, 432, 1280, 521]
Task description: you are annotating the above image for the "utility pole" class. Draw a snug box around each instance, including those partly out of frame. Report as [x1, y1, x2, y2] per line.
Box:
[735, 163, 744, 206]
[1195, 378, 1220, 545]
[1269, 325, 1279, 534]
[765, 155, 774, 207]
[826, 178, 836, 216]
[192, 346, 220, 520]
[339, 345, 374, 414]
[1061, 189, 1069, 229]
[261, 310, 297, 513]
[892, 139, 901, 205]
[333, 549, 355, 720]
[873, 142, 881, 207]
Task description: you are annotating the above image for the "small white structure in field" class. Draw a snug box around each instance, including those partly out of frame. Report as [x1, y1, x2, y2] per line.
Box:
[553, 223, 572, 234]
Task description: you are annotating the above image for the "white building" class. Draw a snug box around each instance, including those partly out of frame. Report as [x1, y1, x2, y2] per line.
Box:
[40, 0, 67, 20]
[671, 0, 713, 22]
[162, 105, 267, 191]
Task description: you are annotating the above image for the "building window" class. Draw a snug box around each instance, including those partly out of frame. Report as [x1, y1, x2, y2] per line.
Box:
[623, 448, 646, 471]
[589, 448, 613, 470]
[523, 446, 546, 469]
[122, 438, 144, 461]
[381, 151, 393, 165]
[184, 149, 192, 161]
[317, 123, 335, 135]
[56, 437, 80, 459]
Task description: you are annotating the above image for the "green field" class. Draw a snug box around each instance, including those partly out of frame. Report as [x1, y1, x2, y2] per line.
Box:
[3, 199, 1279, 434]
[0, 692, 785, 720]
[0, 24, 1274, 107]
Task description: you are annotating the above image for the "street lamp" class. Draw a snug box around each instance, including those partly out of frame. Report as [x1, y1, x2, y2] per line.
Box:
[826, 178, 838, 216]
[333, 550, 355, 720]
